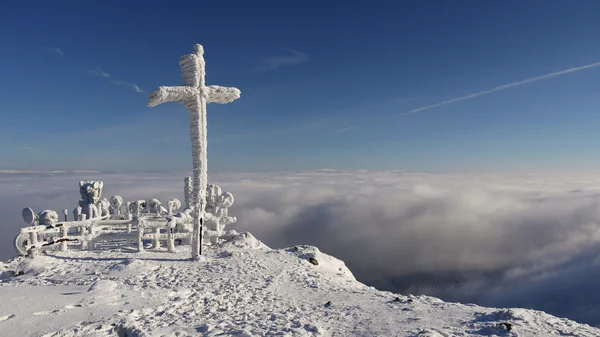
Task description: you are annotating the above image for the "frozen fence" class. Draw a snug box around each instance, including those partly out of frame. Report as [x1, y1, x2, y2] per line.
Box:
[14, 178, 237, 256]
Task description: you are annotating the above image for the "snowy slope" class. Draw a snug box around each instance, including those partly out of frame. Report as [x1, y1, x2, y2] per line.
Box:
[1, 232, 599, 337]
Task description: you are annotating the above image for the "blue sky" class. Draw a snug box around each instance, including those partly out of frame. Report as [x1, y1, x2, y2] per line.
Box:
[1, 0, 600, 173]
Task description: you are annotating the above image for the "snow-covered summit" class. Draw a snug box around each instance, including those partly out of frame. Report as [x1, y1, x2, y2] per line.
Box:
[1, 232, 598, 337]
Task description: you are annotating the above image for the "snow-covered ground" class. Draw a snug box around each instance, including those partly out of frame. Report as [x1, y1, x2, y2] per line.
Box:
[1, 233, 598, 337]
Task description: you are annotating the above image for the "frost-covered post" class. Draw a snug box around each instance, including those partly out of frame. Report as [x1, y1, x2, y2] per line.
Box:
[137, 220, 145, 252]
[167, 198, 181, 216]
[28, 232, 38, 250]
[147, 44, 241, 259]
[73, 206, 82, 221]
[167, 226, 175, 252]
[130, 200, 145, 252]
[110, 195, 123, 218]
[60, 226, 68, 252]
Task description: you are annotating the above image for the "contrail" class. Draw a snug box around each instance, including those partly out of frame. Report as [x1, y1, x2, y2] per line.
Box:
[403, 60, 600, 115]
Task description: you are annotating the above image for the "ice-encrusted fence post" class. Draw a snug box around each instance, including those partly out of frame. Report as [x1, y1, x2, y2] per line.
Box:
[130, 200, 145, 252]
[167, 198, 181, 216]
[167, 226, 175, 252]
[80, 214, 89, 250]
[73, 206, 82, 221]
[28, 232, 38, 256]
[125, 201, 133, 233]
[153, 227, 161, 249]
[137, 219, 145, 252]
[165, 198, 181, 253]
[147, 44, 241, 259]
[60, 226, 68, 252]
[110, 195, 124, 218]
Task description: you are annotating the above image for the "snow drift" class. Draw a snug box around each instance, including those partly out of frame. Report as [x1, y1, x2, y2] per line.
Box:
[1, 234, 599, 336]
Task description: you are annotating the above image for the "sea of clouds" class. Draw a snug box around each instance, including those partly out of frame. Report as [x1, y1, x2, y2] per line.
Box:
[2, 170, 600, 326]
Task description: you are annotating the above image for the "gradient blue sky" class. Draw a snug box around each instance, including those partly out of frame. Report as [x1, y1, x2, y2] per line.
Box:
[1, 0, 600, 173]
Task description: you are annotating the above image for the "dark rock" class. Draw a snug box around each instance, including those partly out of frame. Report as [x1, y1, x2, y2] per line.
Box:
[309, 257, 318, 265]
[497, 322, 513, 331]
[324, 301, 332, 307]
[394, 297, 401, 302]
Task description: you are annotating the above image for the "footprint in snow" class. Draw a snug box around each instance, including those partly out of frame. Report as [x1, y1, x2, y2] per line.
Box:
[0, 314, 16, 322]
[33, 311, 51, 316]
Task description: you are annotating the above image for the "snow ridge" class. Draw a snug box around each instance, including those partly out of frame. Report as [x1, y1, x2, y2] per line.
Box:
[0, 232, 598, 336]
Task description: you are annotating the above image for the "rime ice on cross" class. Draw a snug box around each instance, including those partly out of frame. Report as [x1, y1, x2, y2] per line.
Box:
[147, 44, 241, 259]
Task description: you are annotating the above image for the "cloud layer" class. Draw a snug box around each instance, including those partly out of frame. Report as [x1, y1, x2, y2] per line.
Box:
[2, 171, 600, 326]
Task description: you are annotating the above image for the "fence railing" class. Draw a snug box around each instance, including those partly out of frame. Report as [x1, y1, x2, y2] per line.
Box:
[14, 179, 237, 257]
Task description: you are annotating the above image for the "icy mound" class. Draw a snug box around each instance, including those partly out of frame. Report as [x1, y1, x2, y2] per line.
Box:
[221, 231, 269, 250]
[88, 279, 118, 293]
[286, 245, 355, 280]
[0, 234, 599, 336]
[13, 256, 51, 276]
[0, 260, 11, 279]
[105, 258, 156, 276]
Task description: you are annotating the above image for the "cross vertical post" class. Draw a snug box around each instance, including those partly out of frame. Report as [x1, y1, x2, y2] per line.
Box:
[147, 44, 241, 259]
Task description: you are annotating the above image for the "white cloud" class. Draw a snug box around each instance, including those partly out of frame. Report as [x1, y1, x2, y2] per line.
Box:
[252, 48, 309, 72]
[3, 171, 600, 325]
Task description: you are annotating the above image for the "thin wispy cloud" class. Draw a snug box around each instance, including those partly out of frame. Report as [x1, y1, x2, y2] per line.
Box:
[339, 126, 359, 132]
[132, 84, 145, 93]
[40, 49, 142, 93]
[110, 79, 145, 93]
[252, 48, 309, 72]
[88, 67, 111, 78]
[88, 67, 145, 93]
[42, 47, 65, 56]
[403, 60, 600, 115]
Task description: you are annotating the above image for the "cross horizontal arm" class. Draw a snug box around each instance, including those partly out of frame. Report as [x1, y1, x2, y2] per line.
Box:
[206, 85, 241, 104]
[147, 86, 200, 107]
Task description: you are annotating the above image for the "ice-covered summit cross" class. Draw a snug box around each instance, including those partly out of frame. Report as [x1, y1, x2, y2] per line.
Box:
[147, 44, 241, 259]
